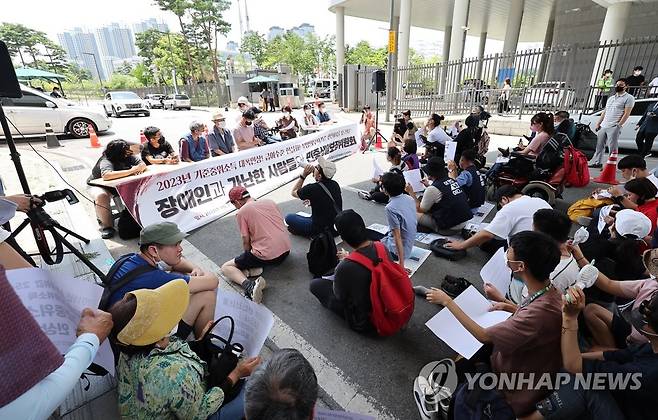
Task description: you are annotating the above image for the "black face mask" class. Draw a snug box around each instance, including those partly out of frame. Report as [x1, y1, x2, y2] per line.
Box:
[245, 121, 253, 126]
[615, 86, 625, 93]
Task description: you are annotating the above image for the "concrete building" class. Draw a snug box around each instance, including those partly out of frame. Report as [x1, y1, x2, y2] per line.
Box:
[267, 26, 285, 41]
[329, 0, 658, 72]
[96, 23, 136, 60]
[132, 18, 169, 35]
[57, 28, 107, 81]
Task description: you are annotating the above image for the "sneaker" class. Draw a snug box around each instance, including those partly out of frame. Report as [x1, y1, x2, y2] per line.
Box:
[497, 147, 510, 158]
[358, 191, 372, 200]
[242, 267, 264, 278]
[413, 376, 440, 420]
[588, 163, 602, 169]
[242, 279, 256, 300]
[249, 276, 267, 304]
[100, 227, 115, 239]
[646, 153, 653, 159]
[413, 285, 430, 297]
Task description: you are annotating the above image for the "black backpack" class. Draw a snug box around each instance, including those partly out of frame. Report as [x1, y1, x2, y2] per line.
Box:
[117, 209, 142, 240]
[306, 182, 340, 277]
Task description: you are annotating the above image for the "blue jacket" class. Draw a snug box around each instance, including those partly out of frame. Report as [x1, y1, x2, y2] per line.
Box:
[638, 101, 658, 134]
[207, 127, 235, 155]
[183, 134, 209, 162]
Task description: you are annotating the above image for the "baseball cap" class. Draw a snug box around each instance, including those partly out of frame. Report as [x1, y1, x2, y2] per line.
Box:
[140, 222, 187, 246]
[237, 96, 249, 105]
[229, 185, 250, 202]
[614, 209, 652, 238]
[211, 112, 225, 121]
[317, 156, 337, 179]
[117, 279, 190, 346]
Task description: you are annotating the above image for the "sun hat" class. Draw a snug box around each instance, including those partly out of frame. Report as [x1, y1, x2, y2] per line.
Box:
[237, 96, 249, 105]
[229, 186, 250, 202]
[614, 209, 652, 239]
[140, 222, 187, 246]
[317, 156, 337, 179]
[117, 279, 190, 346]
[211, 112, 225, 121]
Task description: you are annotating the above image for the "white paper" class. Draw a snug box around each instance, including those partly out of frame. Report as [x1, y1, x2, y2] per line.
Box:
[479, 247, 512, 297]
[6, 268, 115, 374]
[404, 246, 432, 277]
[415, 232, 445, 245]
[471, 202, 495, 225]
[213, 290, 274, 358]
[425, 285, 511, 359]
[315, 408, 375, 420]
[404, 168, 426, 193]
[366, 223, 389, 235]
[372, 157, 385, 180]
[495, 156, 510, 164]
[444, 141, 458, 162]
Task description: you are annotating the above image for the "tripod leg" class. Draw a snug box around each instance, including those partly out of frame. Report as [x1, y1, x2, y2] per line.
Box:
[53, 224, 90, 244]
[50, 229, 107, 282]
[6, 218, 31, 241]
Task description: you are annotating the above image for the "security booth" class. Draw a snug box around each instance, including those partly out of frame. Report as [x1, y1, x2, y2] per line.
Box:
[278, 82, 304, 109]
[242, 75, 279, 109]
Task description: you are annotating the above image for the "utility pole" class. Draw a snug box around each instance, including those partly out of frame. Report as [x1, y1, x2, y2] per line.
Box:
[82, 52, 103, 84]
[237, 0, 245, 38]
[244, 0, 251, 33]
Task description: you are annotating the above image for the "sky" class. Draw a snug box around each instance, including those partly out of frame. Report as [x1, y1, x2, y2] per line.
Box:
[1, 0, 532, 58]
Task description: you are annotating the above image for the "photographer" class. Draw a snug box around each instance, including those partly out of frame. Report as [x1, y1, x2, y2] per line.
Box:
[415, 114, 450, 159]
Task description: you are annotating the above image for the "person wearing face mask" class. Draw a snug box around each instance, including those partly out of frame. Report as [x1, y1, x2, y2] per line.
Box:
[589, 78, 635, 168]
[207, 112, 236, 156]
[626, 65, 645, 97]
[104, 222, 220, 341]
[301, 104, 319, 134]
[233, 110, 263, 150]
[276, 105, 299, 140]
[141, 126, 179, 165]
[316, 101, 336, 125]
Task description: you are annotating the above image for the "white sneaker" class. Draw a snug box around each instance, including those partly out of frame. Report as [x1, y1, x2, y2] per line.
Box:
[413, 377, 441, 420]
[250, 276, 267, 304]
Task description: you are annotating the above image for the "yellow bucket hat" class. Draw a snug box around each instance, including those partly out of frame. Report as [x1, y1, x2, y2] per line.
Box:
[117, 279, 190, 346]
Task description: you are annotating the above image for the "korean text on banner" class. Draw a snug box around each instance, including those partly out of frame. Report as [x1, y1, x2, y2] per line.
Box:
[115, 123, 359, 232]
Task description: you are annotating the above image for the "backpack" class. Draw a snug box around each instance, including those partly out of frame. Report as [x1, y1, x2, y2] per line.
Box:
[98, 253, 157, 311]
[345, 242, 414, 336]
[307, 229, 338, 276]
[535, 134, 567, 172]
[563, 144, 590, 187]
[117, 209, 142, 240]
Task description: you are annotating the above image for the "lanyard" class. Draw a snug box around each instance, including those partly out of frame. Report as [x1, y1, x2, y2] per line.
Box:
[519, 284, 552, 309]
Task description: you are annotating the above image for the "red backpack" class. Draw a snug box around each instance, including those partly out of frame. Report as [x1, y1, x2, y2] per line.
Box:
[563, 145, 590, 187]
[346, 242, 414, 336]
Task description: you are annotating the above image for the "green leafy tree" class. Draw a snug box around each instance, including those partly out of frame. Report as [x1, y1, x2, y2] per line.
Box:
[132, 63, 153, 86]
[240, 31, 267, 68]
[345, 41, 387, 67]
[135, 29, 165, 68]
[0, 23, 32, 65]
[153, 33, 189, 86]
[116, 61, 134, 75]
[156, 0, 197, 84]
[106, 74, 143, 90]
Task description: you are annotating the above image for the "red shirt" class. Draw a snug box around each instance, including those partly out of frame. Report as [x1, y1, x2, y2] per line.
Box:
[638, 200, 658, 232]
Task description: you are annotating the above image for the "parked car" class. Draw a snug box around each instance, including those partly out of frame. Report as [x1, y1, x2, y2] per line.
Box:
[163, 94, 191, 110]
[0, 84, 112, 139]
[144, 94, 165, 109]
[102, 91, 150, 117]
[523, 82, 576, 109]
[578, 98, 658, 151]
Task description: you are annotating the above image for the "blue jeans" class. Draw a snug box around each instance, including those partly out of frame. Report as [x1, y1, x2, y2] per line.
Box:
[207, 383, 246, 420]
[285, 213, 318, 237]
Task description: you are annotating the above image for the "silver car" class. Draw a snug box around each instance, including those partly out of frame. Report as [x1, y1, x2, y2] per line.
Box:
[163, 94, 192, 110]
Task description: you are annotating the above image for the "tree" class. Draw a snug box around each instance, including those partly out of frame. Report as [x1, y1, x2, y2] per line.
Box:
[240, 31, 267, 68]
[106, 74, 143, 90]
[153, 33, 189, 86]
[132, 63, 154, 86]
[135, 29, 165, 68]
[0, 23, 51, 68]
[345, 41, 387, 67]
[156, 0, 197, 85]
[116, 61, 134, 75]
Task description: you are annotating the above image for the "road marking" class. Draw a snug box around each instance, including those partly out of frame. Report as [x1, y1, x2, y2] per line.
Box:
[182, 239, 396, 420]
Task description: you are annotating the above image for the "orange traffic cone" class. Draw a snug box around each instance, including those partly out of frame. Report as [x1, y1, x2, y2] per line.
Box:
[375, 132, 383, 149]
[593, 150, 619, 185]
[88, 124, 101, 148]
[140, 129, 147, 144]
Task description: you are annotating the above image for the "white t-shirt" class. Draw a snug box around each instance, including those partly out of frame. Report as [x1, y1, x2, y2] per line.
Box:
[485, 195, 551, 240]
[508, 254, 580, 303]
[646, 173, 658, 196]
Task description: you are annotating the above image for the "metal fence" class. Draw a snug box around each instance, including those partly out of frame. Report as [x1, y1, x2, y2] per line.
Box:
[344, 36, 658, 118]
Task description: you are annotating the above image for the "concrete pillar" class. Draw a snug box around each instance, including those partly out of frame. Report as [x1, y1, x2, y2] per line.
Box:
[440, 0, 454, 95]
[397, 0, 412, 68]
[335, 6, 345, 76]
[449, 0, 469, 61]
[589, 1, 631, 88]
[536, 2, 556, 83]
[476, 32, 487, 80]
[503, 0, 524, 53]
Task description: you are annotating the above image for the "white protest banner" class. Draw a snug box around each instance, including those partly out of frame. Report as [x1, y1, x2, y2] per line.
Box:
[116, 123, 359, 232]
[425, 286, 511, 359]
[213, 290, 274, 358]
[6, 268, 115, 374]
[444, 140, 457, 162]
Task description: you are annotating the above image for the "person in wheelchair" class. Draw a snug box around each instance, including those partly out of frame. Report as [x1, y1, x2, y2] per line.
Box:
[250, 107, 282, 144]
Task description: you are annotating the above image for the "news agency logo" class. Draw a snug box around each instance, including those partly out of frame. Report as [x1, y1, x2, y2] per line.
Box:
[413, 359, 458, 418]
[464, 371, 643, 391]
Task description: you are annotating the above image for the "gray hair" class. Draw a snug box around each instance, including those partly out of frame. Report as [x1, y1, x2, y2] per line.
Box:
[189, 121, 205, 132]
[245, 348, 318, 420]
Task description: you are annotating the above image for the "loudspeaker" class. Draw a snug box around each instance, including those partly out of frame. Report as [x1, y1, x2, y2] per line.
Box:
[0, 41, 21, 98]
[371, 69, 386, 93]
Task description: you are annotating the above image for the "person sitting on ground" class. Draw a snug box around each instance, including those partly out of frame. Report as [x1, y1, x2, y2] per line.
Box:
[453, 115, 481, 162]
[180, 121, 210, 162]
[415, 113, 450, 158]
[245, 348, 318, 420]
[233, 110, 263, 150]
[404, 157, 473, 235]
[207, 112, 236, 156]
[574, 228, 657, 351]
[108, 280, 260, 420]
[530, 285, 658, 420]
[425, 231, 563, 418]
[106, 222, 219, 340]
[0, 268, 114, 420]
[393, 109, 413, 141]
[366, 172, 417, 270]
[221, 186, 291, 304]
[402, 138, 420, 171]
[286, 156, 342, 237]
[141, 126, 179, 165]
[447, 149, 486, 214]
[301, 104, 319, 133]
[276, 105, 300, 140]
[619, 177, 658, 230]
[447, 120, 462, 138]
[445, 185, 551, 252]
[310, 210, 385, 333]
[615, 154, 658, 202]
[316, 102, 336, 125]
[485, 209, 581, 311]
[359, 147, 404, 204]
[87, 139, 147, 239]
[554, 110, 576, 141]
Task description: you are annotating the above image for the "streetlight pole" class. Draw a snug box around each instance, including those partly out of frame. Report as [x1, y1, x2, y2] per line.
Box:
[82, 52, 103, 85]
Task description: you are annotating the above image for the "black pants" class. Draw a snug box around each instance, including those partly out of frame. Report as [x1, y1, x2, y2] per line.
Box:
[594, 94, 609, 110]
[635, 129, 658, 156]
[309, 277, 344, 318]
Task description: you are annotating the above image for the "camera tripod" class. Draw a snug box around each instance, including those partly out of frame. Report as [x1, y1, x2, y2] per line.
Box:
[0, 103, 107, 282]
[362, 91, 388, 153]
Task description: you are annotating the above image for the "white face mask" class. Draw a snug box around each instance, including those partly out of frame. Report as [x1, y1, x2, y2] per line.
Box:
[218, 121, 226, 129]
[284, 112, 290, 117]
[305, 110, 311, 115]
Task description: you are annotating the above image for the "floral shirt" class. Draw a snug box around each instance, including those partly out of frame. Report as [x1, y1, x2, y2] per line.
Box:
[117, 338, 224, 420]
